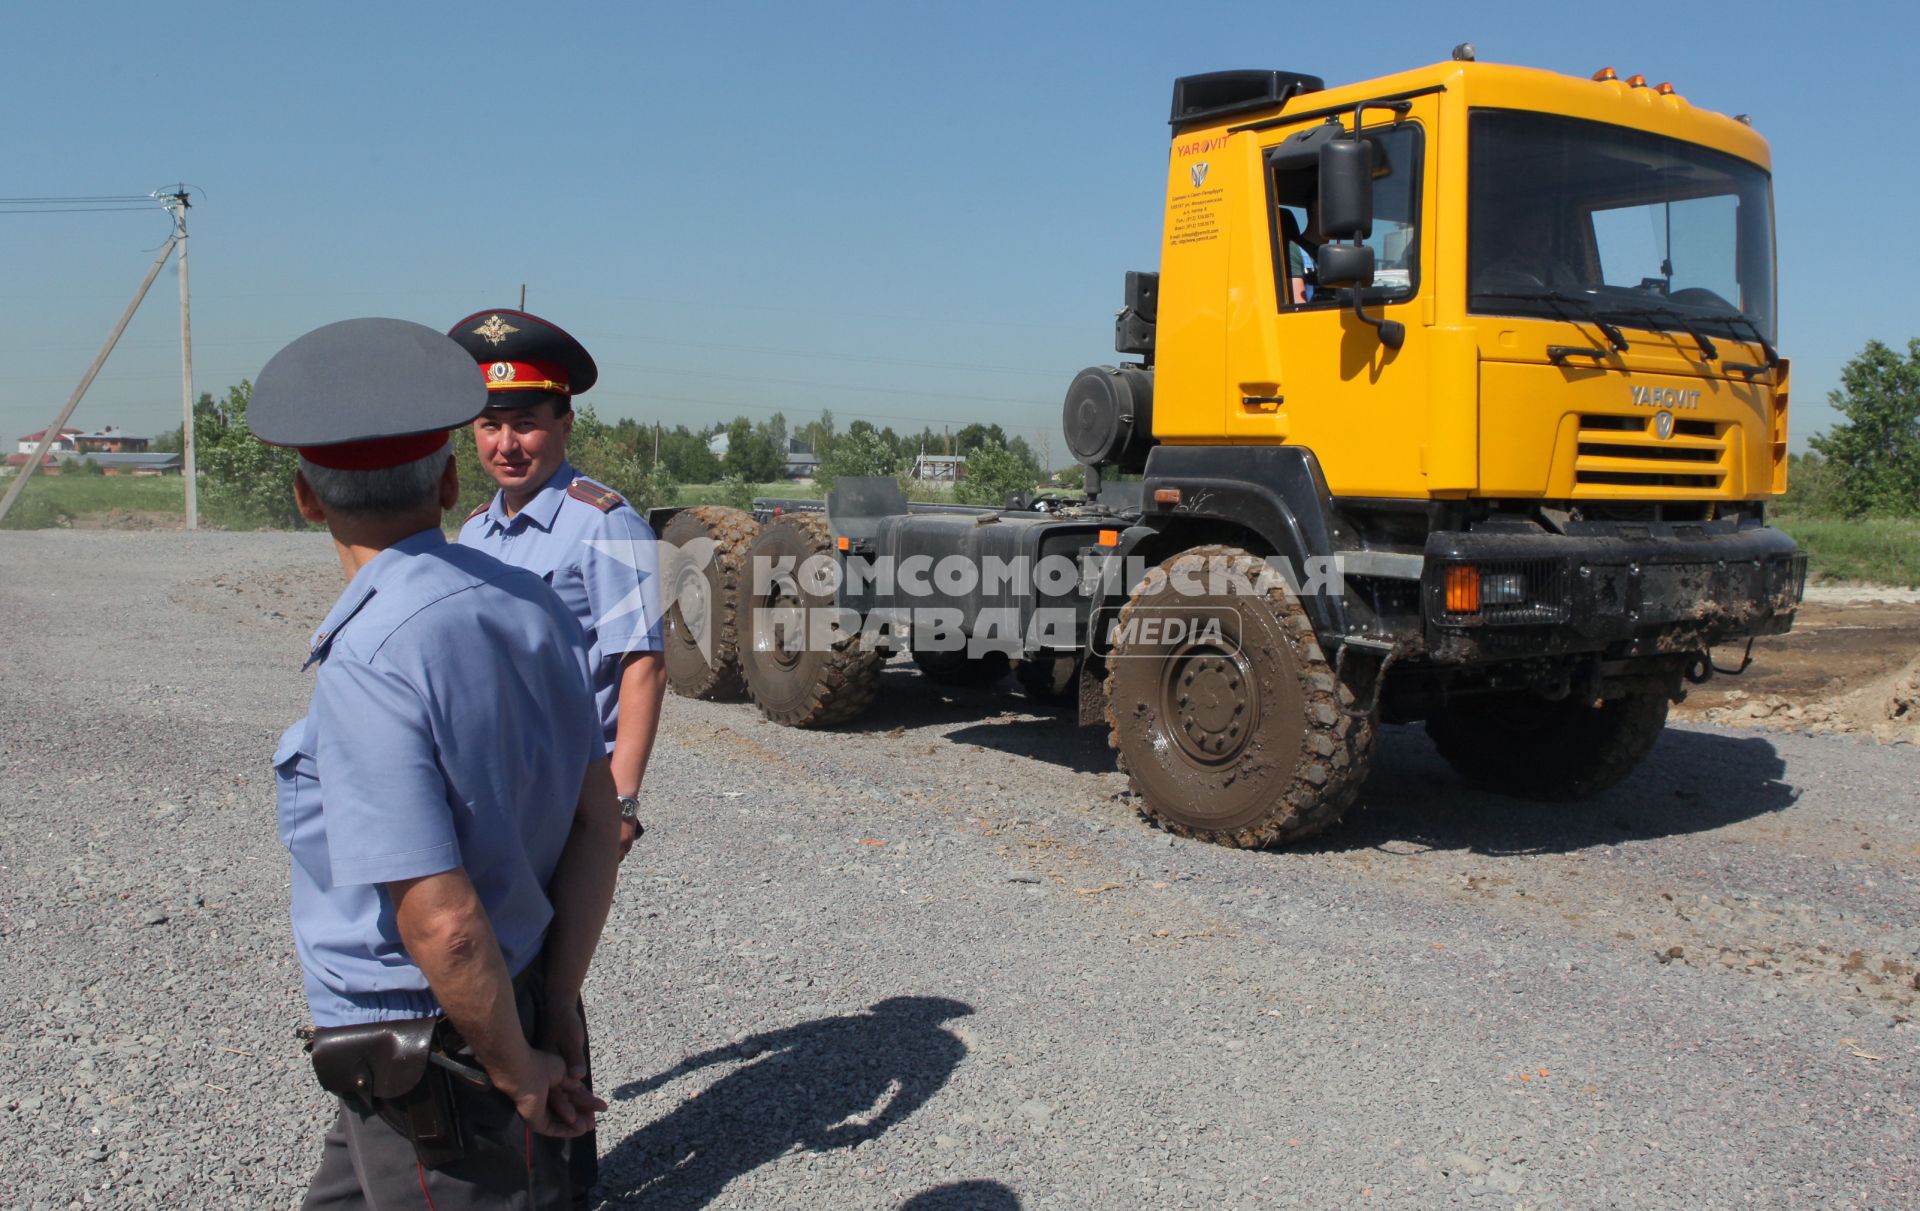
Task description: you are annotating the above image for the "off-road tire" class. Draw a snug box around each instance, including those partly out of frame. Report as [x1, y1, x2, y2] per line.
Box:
[1425, 690, 1670, 801]
[660, 506, 760, 701]
[740, 513, 881, 727]
[1104, 545, 1375, 847]
[912, 647, 1012, 688]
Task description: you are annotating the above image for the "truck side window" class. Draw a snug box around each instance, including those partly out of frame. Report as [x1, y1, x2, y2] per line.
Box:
[1270, 124, 1423, 311]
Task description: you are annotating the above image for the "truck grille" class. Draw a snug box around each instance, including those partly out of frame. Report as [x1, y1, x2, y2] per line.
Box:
[1573, 414, 1727, 492]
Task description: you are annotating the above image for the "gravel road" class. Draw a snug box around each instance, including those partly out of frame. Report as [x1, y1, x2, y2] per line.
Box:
[2, 530, 1915, 1210]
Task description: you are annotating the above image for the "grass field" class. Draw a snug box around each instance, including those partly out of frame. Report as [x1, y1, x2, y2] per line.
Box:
[1774, 512, 1920, 588]
[7, 472, 1914, 587]
[0, 473, 186, 530]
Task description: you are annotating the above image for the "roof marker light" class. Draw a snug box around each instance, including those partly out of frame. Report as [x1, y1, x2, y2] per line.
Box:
[1655, 81, 1676, 95]
[1626, 74, 1647, 88]
[1592, 67, 1618, 82]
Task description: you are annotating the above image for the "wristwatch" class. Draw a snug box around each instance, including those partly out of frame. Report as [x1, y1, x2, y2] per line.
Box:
[617, 794, 643, 835]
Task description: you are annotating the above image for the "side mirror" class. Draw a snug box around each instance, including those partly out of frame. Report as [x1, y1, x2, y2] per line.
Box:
[1317, 139, 1373, 241]
[1316, 242, 1375, 290]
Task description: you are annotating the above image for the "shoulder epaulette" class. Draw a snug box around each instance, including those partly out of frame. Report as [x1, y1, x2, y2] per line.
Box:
[566, 477, 626, 513]
[463, 500, 489, 523]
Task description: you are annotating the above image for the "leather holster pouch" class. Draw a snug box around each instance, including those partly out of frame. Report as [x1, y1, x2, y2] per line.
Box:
[307, 1017, 470, 1168]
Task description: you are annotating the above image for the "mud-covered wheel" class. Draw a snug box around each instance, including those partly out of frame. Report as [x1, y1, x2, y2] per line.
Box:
[911, 647, 1011, 688]
[1104, 545, 1374, 847]
[740, 513, 881, 727]
[1425, 691, 1670, 801]
[659, 506, 760, 700]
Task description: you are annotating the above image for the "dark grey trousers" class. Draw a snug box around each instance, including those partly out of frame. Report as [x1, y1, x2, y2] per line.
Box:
[300, 1090, 570, 1211]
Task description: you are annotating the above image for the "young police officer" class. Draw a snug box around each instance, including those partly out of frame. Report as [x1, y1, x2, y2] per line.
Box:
[449, 309, 664, 1206]
[449, 309, 665, 846]
[252, 319, 622, 1209]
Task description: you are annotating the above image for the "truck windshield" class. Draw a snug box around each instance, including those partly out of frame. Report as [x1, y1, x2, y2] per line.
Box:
[1467, 109, 1776, 346]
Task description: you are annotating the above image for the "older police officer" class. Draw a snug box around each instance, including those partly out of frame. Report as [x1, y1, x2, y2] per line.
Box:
[449, 309, 665, 852]
[254, 319, 622, 1210]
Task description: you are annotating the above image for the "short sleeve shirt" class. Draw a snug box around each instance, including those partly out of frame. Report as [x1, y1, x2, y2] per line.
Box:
[273, 529, 601, 1027]
[458, 460, 662, 753]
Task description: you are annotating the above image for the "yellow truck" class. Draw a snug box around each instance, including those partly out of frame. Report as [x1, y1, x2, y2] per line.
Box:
[659, 52, 1804, 847]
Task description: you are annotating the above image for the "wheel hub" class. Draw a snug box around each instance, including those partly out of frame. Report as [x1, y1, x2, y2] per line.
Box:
[766, 585, 806, 672]
[1165, 647, 1257, 765]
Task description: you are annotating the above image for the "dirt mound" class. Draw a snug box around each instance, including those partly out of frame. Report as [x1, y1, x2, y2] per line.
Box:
[1676, 599, 1920, 743]
[1697, 654, 1920, 743]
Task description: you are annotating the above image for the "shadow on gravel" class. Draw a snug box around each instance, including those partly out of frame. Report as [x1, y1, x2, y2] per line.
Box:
[596, 996, 974, 1209]
[841, 667, 1114, 774]
[900, 1180, 1023, 1209]
[1303, 723, 1799, 857]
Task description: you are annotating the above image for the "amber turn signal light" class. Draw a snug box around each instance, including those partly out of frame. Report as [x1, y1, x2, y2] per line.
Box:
[1444, 565, 1481, 614]
[1592, 66, 1618, 82]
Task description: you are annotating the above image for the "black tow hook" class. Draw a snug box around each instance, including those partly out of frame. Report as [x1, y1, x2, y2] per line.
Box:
[1684, 653, 1714, 685]
[1711, 637, 1758, 678]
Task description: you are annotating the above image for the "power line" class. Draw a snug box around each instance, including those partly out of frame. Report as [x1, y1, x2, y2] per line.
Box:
[0, 195, 157, 203]
[0, 206, 161, 215]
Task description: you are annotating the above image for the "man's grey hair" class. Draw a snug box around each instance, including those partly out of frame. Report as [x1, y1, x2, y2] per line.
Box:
[297, 445, 451, 517]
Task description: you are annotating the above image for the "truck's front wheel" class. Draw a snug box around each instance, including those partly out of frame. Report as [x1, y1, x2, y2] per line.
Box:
[1424, 691, 1669, 800]
[1105, 546, 1374, 847]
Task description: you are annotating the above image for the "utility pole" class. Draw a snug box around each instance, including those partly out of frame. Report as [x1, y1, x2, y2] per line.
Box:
[167, 189, 197, 529]
[653, 421, 661, 469]
[519, 283, 526, 310]
[0, 232, 178, 526]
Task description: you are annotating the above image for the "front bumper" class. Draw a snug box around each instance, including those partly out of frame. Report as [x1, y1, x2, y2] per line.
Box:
[1419, 522, 1805, 663]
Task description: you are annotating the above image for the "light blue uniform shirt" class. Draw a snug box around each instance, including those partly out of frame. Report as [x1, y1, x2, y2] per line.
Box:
[274, 529, 600, 1027]
[458, 460, 663, 753]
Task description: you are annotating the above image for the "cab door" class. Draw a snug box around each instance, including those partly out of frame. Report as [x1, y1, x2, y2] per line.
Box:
[1222, 97, 1439, 499]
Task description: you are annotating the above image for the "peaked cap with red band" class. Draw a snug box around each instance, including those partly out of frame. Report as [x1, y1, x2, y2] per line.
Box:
[249, 318, 488, 469]
[446, 308, 598, 407]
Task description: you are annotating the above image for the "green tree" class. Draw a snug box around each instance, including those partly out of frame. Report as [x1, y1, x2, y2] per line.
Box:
[196, 380, 308, 529]
[1809, 338, 1920, 516]
[954, 440, 1040, 506]
[722, 417, 782, 482]
[450, 426, 494, 521]
[815, 425, 899, 489]
[657, 425, 723, 482]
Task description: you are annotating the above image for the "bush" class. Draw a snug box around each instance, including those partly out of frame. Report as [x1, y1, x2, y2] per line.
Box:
[953, 440, 1041, 506]
[815, 427, 899, 490]
[196, 381, 308, 529]
[713, 474, 756, 511]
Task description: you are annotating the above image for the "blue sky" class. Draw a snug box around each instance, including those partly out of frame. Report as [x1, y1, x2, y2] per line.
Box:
[6, 1, 1915, 461]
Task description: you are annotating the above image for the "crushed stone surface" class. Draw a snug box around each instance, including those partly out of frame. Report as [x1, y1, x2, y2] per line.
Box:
[1, 530, 1916, 1209]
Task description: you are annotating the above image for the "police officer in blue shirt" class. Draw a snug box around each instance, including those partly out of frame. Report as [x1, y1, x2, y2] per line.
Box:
[449, 309, 663, 1207]
[449, 310, 665, 853]
[253, 318, 623, 1210]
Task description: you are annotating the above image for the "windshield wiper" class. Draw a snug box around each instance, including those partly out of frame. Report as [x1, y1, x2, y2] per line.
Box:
[1473, 290, 1629, 353]
[1720, 312, 1779, 368]
[1597, 301, 1719, 363]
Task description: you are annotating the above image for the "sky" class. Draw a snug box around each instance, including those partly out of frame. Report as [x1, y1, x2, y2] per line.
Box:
[6, 0, 1916, 462]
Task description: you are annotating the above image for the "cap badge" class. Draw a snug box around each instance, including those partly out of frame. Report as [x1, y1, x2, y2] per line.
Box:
[473, 314, 520, 346]
[489, 361, 516, 383]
